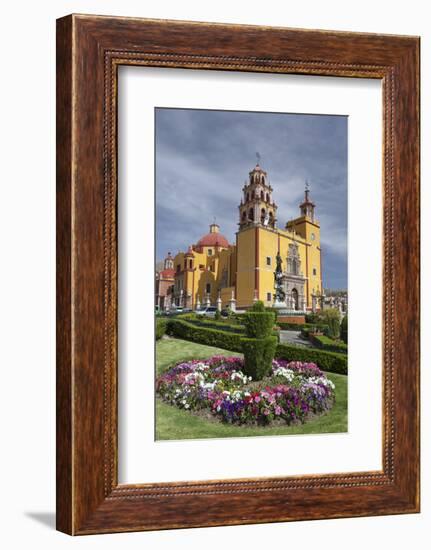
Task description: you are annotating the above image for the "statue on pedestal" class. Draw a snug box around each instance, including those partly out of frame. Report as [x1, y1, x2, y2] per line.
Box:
[228, 289, 237, 312]
[273, 252, 286, 306]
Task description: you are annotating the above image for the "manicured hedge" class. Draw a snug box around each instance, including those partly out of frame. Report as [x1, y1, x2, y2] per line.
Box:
[167, 319, 347, 375]
[275, 343, 347, 375]
[300, 326, 330, 338]
[173, 316, 280, 340]
[167, 319, 244, 352]
[231, 313, 247, 323]
[185, 318, 246, 335]
[156, 318, 167, 340]
[310, 334, 348, 354]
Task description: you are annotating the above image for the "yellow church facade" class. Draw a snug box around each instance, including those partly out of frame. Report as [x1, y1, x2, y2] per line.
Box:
[167, 163, 323, 313]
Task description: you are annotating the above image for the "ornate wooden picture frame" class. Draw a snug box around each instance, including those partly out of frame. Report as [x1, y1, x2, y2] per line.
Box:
[56, 14, 420, 535]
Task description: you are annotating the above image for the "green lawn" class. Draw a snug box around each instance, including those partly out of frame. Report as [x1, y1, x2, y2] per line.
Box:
[156, 337, 348, 440]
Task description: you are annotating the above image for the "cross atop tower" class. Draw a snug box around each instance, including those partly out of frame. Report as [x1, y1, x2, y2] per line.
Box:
[256, 151, 261, 165]
[305, 180, 310, 202]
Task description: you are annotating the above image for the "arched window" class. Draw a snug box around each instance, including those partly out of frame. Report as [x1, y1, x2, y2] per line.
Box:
[242, 211, 246, 222]
[261, 175, 265, 184]
[261, 190, 264, 200]
[249, 208, 254, 221]
[266, 193, 270, 203]
[261, 208, 266, 224]
[246, 193, 250, 202]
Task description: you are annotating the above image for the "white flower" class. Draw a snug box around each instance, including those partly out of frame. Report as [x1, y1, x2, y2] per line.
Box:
[307, 376, 335, 389]
[195, 362, 209, 372]
[184, 404, 190, 409]
[273, 366, 295, 382]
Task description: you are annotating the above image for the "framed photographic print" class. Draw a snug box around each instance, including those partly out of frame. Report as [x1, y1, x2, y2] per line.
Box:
[56, 14, 420, 534]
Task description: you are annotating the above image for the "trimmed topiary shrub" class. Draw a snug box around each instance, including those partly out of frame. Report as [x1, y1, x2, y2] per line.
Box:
[241, 302, 276, 380]
[340, 315, 348, 344]
[251, 300, 266, 312]
[243, 312, 275, 338]
[238, 336, 278, 381]
[156, 318, 167, 340]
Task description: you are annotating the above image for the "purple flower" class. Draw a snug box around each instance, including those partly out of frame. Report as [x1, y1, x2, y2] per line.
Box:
[156, 355, 335, 426]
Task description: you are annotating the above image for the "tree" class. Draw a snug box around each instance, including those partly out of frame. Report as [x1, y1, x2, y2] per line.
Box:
[321, 308, 341, 339]
[340, 314, 348, 344]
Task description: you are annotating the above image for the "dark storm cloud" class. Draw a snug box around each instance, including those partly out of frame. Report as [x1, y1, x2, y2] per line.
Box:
[155, 108, 347, 289]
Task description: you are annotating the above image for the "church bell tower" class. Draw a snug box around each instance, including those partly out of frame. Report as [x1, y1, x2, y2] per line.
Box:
[299, 182, 316, 221]
[238, 163, 277, 230]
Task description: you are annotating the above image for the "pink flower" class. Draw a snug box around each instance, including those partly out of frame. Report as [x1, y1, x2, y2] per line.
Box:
[254, 396, 261, 403]
[263, 409, 270, 416]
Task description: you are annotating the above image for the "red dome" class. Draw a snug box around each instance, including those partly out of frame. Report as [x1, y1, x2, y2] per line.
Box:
[159, 268, 175, 279]
[197, 232, 229, 249]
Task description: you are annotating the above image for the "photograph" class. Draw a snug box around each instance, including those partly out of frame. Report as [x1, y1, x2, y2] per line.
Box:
[0, 0, 424, 544]
[154, 107, 349, 441]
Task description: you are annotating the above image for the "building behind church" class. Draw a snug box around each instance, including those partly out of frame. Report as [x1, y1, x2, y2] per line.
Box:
[155, 163, 323, 313]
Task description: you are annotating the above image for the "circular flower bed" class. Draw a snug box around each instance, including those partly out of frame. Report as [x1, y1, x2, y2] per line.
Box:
[156, 356, 335, 426]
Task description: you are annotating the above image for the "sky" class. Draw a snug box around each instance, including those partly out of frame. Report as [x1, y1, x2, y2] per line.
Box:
[155, 108, 347, 290]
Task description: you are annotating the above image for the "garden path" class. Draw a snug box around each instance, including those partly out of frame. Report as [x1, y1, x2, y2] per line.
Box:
[279, 330, 315, 348]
